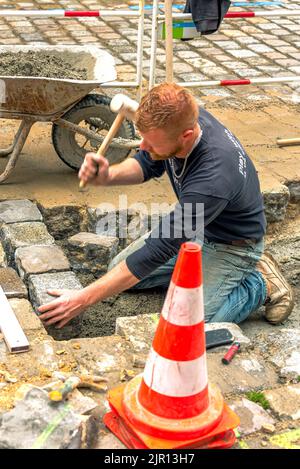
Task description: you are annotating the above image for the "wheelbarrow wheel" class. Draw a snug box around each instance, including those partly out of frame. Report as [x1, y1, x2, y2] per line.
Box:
[52, 93, 136, 170]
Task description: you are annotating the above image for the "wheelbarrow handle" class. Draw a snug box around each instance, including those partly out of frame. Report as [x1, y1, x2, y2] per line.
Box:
[79, 113, 125, 189]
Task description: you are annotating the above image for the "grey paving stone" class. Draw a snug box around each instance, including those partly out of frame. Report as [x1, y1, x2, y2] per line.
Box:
[263, 184, 290, 223]
[199, 88, 232, 97]
[0, 200, 42, 224]
[0, 222, 54, 266]
[248, 44, 274, 53]
[8, 298, 45, 332]
[285, 181, 300, 203]
[228, 50, 258, 59]
[0, 267, 28, 299]
[214, 40, 241, 50]
[66, 232, 119, 275]
[207, 352, 279, 395]
[15, 245, 70, 280]
[28, 271, 83, 341]
[236, 68, 263, 77]
[255, 329, 300, 381]
[0, 242, 7, 268]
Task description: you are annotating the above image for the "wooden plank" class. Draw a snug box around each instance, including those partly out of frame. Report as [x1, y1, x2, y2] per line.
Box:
[0, 286, 30, 353]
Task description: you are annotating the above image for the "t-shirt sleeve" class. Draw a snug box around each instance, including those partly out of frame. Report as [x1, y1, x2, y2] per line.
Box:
[126, 193, 228, 279]
[132, 150, 166, 182]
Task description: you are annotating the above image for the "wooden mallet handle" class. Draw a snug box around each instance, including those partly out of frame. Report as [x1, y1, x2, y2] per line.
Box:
[79, 112, 125, 189]
[277, 137, 300, 147]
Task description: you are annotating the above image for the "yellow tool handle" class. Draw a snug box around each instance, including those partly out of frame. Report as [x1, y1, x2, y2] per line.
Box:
[79, 113, 125, 189]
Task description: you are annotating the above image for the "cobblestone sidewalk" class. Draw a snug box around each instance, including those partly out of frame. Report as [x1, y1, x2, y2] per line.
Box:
[0, 0, 300, 104]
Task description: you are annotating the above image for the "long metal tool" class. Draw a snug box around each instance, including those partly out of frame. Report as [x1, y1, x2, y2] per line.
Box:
[0, 286, 30, 353]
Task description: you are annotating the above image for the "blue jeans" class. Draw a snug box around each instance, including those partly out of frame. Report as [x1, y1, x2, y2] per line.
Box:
[108, 237, 267, 324]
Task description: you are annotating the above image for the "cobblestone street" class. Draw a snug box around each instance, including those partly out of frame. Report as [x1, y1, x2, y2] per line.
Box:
[0, 0, 300, 104]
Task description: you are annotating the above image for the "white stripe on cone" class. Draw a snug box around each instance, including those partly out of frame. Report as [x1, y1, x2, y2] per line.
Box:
[143, 348, 207, 397]
[161, 281, 204, 326]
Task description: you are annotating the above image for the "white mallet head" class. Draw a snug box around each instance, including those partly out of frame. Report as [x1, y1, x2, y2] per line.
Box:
[110, 93, 139, 120]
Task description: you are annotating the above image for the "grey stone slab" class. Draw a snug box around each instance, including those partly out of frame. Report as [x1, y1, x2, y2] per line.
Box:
[0, 387, 83, 449]
[0, 200, 42, 224]
[28, 271, 82, 341]
[15, 245, 70, 280]
[66, 232, 119, 275]
[116, 316, 251, 357]
[254, 329, 300, 381]
[0, 242, 7, 268]
[263, 184, 290, 223]
[69, 336, 132, 379]
[0, 267, 28, 298]
[230, 398, 275, 436]
[207, 352, 278, 395]
[0, 222, 55, 266]
[264, 385, 300, 420]
[285, 181, 300, 203]
[8, 298, 45, 332]
[116, 313, 159, 356]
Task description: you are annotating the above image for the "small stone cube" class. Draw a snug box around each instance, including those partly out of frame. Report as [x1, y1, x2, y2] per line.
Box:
[15, 245, 70, 280]
[0, 200, 42, 224]
[0, 267, 28, 299]
[28, 271, 82, 341]
[0, 222, 55, 266]
[67, 232, 119, 275]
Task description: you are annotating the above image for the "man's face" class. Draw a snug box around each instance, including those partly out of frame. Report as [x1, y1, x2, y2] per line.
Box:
[139, 128, 184, 161]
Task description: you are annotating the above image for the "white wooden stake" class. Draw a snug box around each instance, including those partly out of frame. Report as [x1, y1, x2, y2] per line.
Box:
[165, 0, 174, 82]
[0, 286, 30, 353]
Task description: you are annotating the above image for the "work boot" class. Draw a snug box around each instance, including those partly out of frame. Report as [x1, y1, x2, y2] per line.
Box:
[256, 252, 294, 325]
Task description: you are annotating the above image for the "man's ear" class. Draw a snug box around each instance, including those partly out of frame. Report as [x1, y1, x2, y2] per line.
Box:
[182, 129, 194, 140]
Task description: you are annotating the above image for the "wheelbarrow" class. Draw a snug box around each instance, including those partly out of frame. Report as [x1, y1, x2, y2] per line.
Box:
[0, 45, 140, 183]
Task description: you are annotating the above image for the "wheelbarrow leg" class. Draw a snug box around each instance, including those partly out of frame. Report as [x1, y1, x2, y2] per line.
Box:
[0, 119, 28, 158]
[0, 119, 33, 183]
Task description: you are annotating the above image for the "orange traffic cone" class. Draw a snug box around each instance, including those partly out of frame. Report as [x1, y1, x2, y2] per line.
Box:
[104, 242, 239, 449]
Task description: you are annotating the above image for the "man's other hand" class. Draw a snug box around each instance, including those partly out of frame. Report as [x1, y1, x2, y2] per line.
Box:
[37, 289, 89, 329]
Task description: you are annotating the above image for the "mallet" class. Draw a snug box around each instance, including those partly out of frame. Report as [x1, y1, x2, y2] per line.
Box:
[79, 93, 139, 189]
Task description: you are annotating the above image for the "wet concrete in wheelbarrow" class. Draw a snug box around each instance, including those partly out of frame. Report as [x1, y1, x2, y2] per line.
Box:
[0, 51, 88, 80]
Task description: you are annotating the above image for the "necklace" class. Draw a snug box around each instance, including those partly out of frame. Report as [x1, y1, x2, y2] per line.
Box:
[169, 130, 202, 180]
[170, 156, 189, 180]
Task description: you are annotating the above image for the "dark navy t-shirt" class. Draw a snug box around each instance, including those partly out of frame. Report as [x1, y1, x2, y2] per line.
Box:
[126, 108, 266, 280]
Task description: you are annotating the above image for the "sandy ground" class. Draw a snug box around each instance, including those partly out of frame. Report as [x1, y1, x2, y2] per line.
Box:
[0, 99, 300, 208]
